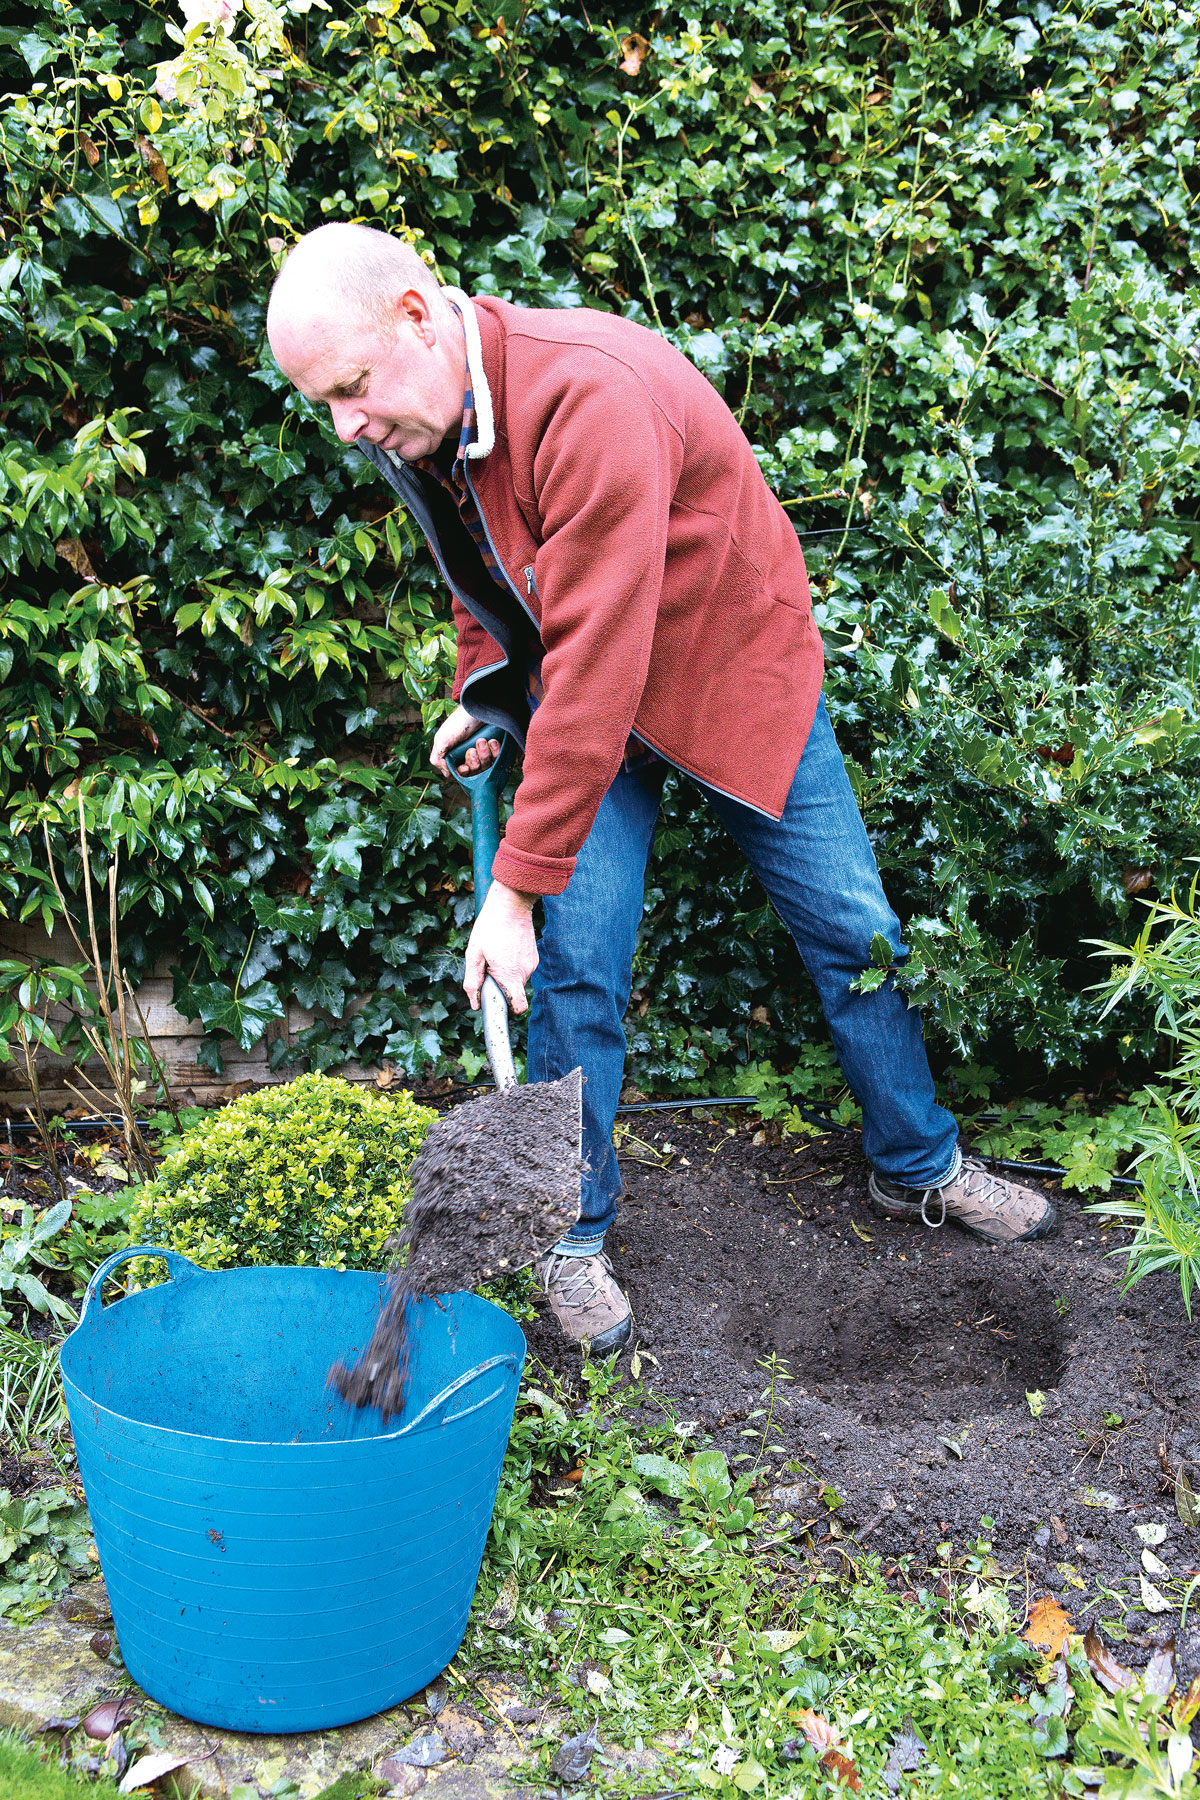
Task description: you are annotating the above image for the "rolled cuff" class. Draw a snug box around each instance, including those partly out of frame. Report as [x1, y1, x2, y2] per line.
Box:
[491, 841, 576, 897]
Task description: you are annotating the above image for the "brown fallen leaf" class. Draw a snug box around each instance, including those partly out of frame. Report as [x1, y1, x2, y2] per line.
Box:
[1143, 1634, 1176, 1699]
[1084, 1628, 1136, 1695]
[89, 1631, 114, 1660]
[619, 30, 650, 76]
[83, 1696, 137, 1739]
[1051, 1515, 1069, 1547]
[795, 1708, 862, 1791]
[1024, 1595, 1074, 1657]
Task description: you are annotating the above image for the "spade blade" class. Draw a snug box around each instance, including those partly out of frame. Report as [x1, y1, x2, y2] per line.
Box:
[402, 1066, 584, 1294]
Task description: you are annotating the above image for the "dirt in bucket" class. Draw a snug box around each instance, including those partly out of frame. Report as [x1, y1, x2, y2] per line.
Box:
[329, 1071, 584, 1422]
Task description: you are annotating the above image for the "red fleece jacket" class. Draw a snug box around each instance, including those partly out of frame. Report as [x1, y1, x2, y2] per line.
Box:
[456, 297, 824, 897]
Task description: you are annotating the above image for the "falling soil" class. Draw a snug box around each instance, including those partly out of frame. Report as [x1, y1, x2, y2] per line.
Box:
[520, 1109, 1200, 1685]
[331, 1070, 584, 1420]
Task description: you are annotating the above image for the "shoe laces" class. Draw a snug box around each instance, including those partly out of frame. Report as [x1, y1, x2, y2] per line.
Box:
[541, 1251, 612, 1306]
[920, 1157, 1007, 1228]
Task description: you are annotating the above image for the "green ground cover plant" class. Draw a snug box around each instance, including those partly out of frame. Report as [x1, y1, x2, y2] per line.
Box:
[0, 1485, 93, 1624]
[1, 0, 1198, 1101]
[128, 1072, 434, 1268]
[464, 1357, 1198, 1797]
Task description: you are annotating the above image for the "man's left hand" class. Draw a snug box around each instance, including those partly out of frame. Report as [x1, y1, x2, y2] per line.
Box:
[464, 879, 538, 1014]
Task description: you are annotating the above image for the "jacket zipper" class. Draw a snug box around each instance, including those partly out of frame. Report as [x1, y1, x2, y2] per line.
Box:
[462, 463, 541, 632]
[463, 461, 780, 820]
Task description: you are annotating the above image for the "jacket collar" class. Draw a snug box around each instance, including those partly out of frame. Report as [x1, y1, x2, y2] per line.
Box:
[441, 288, 494, 460]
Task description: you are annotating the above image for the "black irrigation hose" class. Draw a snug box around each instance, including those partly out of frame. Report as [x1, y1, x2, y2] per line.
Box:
[5, 1096, 1143, 1190]
[616, 1093, 1145, 1189]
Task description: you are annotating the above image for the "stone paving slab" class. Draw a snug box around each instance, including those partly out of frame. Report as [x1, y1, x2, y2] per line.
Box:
[0, 1613, 534, 1798]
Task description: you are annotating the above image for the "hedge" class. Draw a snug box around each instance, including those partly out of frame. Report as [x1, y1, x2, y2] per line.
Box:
[1, 0, 1198, 1095]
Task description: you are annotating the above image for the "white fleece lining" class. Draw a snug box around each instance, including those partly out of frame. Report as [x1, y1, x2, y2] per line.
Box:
[382, 287, 493, 475]
[442, 286, 494, 459]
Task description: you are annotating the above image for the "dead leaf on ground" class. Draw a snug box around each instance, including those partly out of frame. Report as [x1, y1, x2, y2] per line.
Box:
[882, 1713, 927, 1794]
[89, 1630, 114, 1659]
[423, 1674, 448, 1716]
[1143, 1635, 1176, 1699]
[1024, 1595, 1074, 1656]
[118, 1752, 190, 1793]
[380, 1767, 426, 1798]
[619, 31, 650, 76]
[83, 1697, 137, 1740]
[795, 1709, 862, 1791]
[549, 1722, 600, 1784]
[1176, 1463, 1198, 1528]
[1051, 1515, 1069, 1546]
[484, 1570, 518, 1628]
[1140, 1573, 1172, 1614]
[1084, 1628, 1135, 1695]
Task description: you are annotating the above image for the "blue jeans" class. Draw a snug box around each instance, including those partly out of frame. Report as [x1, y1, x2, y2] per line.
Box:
[526, 695, 961, 1252]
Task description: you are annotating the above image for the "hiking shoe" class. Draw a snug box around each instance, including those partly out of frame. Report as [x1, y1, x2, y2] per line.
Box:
[868, 1155, 1058, 1244]
[536, 1250, 632, 1355]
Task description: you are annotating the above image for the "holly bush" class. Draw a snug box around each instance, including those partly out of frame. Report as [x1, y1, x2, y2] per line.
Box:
[128, 1072, 435, 1268]
[2, 0, 1198, 1095]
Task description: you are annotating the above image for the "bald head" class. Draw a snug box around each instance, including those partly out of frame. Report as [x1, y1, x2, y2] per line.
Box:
[267, 224, 467, 461]
[268, 223, 451, 340]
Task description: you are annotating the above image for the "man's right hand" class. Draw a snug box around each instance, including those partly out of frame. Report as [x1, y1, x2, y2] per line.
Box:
[430, 704, 502, 778]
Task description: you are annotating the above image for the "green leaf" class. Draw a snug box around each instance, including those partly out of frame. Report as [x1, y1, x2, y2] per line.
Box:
[632, 1453, 690, 1499]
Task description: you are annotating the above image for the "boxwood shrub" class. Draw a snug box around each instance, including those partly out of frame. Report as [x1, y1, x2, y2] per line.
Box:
[128, 1074, 435, 1271]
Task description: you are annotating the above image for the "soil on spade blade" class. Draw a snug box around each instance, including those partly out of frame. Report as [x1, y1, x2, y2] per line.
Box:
[522, 1110, 1200, 1683]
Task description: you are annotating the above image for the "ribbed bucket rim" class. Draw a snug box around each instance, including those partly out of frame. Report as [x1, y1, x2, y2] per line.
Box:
[62, 1255, 524, 1450]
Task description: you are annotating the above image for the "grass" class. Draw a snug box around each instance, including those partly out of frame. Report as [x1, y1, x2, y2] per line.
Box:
[0, 1732, 123, 1800]
[0, 1326, 72, 1473]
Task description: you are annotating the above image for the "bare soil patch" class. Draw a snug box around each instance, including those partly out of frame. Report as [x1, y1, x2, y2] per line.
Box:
[522, 1109, 1200, 1681]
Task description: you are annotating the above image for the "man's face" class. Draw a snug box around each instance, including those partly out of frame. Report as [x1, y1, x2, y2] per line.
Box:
[269, 288, 465, 461]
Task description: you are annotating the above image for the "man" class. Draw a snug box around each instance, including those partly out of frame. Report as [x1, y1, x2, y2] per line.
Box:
[267, 223, 1056, 1356]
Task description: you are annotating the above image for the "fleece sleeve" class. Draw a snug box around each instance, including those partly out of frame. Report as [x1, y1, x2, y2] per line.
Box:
[490, 354, 684, 896]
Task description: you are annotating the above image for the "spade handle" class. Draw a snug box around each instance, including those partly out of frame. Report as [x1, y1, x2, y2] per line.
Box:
[447, 731, 519, 1092]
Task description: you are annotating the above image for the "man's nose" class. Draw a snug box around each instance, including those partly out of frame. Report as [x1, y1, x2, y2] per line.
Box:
[329, 400, 366, 443]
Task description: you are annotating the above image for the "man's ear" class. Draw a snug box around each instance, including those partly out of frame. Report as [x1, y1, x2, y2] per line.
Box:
[394, 286, 436, 345]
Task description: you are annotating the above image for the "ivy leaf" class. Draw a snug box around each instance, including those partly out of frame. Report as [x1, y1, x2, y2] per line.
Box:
[190, 979, 285, 1051]
[292, 960, 350, 1016]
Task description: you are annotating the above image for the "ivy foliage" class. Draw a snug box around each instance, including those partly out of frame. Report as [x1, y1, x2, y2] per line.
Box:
[1, 0, 1198, 1090]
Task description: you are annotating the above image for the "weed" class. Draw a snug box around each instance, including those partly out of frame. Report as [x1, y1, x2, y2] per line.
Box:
[470, 1359, 1058, 1797]
[0, 1485, 92, 1624]
[1089, 874, 1200, 1316]
[0, 1327, 71, 1472]
[0, 1205, 74, 1327]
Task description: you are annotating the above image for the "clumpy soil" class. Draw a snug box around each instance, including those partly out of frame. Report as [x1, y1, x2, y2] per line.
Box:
[332, 1071, 583, 1419]
[522, 1110, 1200, 1680]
